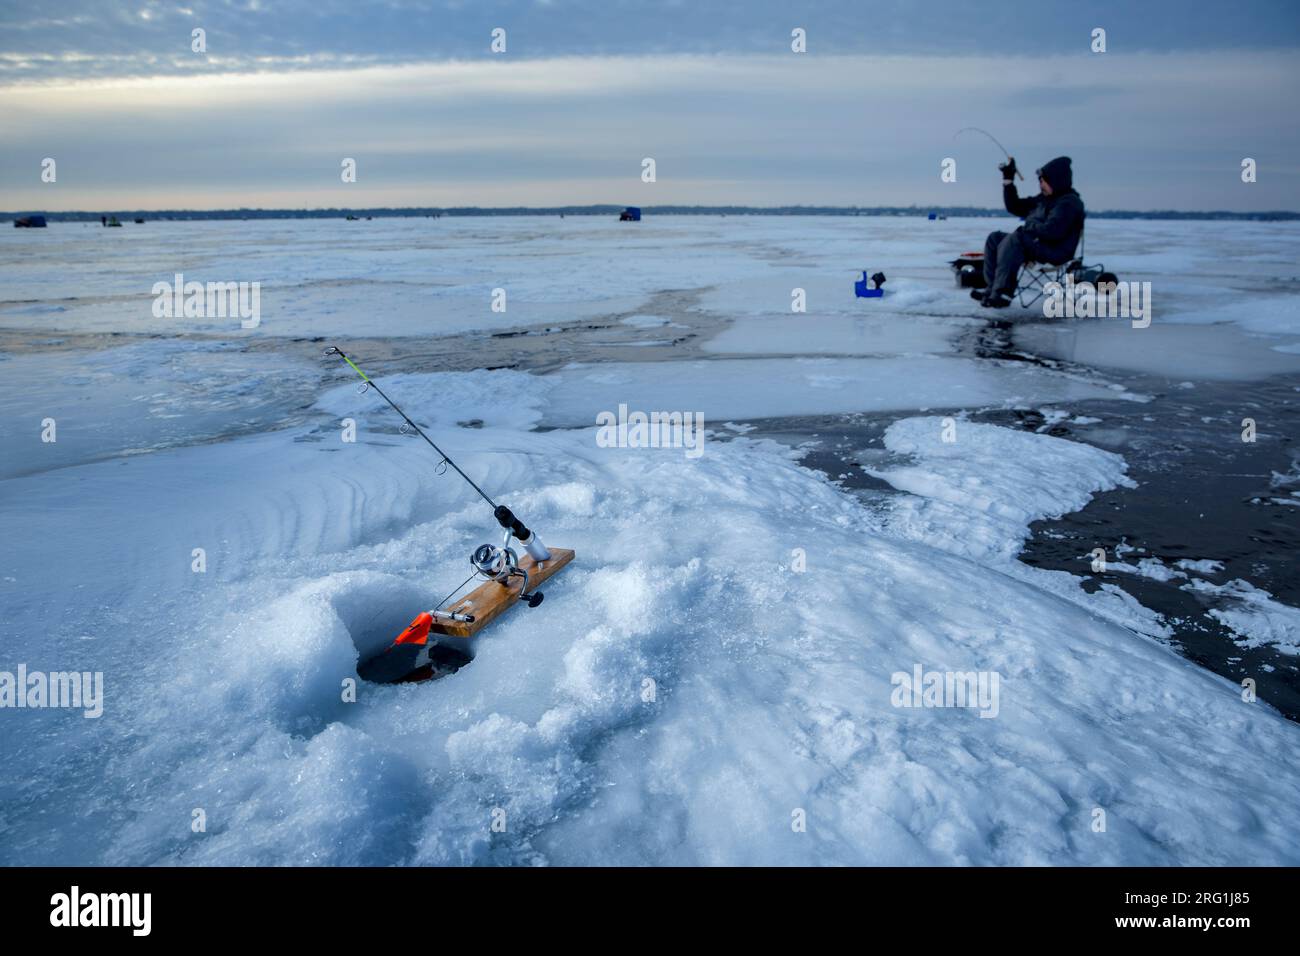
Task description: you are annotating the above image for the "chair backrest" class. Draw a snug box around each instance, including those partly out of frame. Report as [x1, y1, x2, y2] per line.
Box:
[1070, 222, 1085, 262]
[1033, 221, 1084, 267]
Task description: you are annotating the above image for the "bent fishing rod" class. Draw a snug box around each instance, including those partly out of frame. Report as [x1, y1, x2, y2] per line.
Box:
[954, 127, 1024, 181]
[324, 346, 551, 563]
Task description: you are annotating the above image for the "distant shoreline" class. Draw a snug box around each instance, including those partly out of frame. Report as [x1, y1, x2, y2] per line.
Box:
[5, 205, 1299, 223]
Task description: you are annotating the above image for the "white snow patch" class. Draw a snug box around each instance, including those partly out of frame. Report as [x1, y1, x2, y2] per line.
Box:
[1183, 579, 1300, 656]
[1108, 557, 1187, 583]
[866, 417, 1136, 562]
[1174, 559, 1225, 575]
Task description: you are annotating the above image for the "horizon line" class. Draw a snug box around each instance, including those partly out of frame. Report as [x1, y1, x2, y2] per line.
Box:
[7, 204, 1299, 222]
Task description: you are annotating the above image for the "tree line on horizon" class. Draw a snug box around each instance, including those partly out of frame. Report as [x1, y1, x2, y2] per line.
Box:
[5, 205, 1298, 222]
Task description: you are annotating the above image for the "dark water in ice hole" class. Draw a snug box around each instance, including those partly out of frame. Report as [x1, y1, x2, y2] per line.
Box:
[733, 329, 1300, 722]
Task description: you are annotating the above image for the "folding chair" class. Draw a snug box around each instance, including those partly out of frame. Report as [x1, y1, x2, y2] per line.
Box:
[1013, 227, 1115, 309]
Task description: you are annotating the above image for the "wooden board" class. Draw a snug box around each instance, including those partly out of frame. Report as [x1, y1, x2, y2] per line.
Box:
[430, 548, 575, 639]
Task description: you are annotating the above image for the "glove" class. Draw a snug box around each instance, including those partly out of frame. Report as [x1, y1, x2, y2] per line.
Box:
[998, 157, 1017, 181]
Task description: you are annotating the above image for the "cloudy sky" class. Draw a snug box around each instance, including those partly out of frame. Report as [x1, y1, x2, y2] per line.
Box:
[1, 0, 1298, 211]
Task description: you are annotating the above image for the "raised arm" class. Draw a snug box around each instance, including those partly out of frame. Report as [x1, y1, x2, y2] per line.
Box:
[1003, 183, 1039, 218]
[999, 157, 1038, 218]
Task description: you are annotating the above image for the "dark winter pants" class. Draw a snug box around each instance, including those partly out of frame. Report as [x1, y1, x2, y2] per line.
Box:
[983, 229, 1025, 296]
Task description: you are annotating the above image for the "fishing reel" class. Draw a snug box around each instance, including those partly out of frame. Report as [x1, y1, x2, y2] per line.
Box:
[470, 537, 544, 607]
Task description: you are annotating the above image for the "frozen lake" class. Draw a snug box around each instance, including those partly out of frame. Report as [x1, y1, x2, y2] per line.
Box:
[2, 215, 1299, 865]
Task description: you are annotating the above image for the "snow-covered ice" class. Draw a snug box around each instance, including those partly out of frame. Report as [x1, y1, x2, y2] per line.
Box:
[865, 416, 1137, 562]
[2, 215, 1299, 866]
[538, 357, 1130, 427]
[702, 312, 979, 356]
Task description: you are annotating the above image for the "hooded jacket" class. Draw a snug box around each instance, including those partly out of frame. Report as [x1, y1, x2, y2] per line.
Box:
[1003, 156, 1085, 264]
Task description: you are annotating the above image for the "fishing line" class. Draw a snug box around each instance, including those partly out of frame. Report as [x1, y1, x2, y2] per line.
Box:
[433, 569, 479, 611]
[355, 566, 476, 636]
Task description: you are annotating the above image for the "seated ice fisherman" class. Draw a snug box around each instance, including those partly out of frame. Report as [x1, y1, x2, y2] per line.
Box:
[973, 156, 1085, 308]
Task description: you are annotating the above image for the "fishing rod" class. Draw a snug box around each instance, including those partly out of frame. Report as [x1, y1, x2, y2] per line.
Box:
[327, 346, 578, 685]
[324, 346, 551, 565]
[954, 127, 1024, 181]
